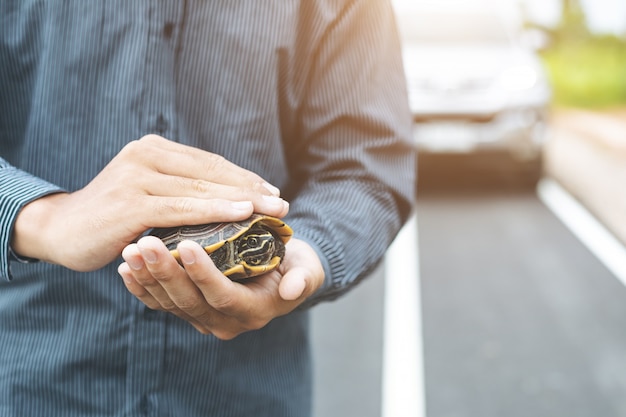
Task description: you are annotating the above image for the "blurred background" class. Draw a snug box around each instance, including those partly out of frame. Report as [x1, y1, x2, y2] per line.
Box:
[311, 1, 626, 416]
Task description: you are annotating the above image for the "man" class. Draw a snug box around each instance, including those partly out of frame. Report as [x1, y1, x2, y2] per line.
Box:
[0, 1, 415, 416]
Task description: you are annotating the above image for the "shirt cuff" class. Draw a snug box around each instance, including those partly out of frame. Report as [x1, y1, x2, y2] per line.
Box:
[0, 166, 64, 281]
[287, 215, 346, 309]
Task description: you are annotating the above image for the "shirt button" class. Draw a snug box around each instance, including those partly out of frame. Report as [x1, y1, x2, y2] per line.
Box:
[155, 114, 169, 135]
[140, 394, 153, 415]
[163, 22, 175, 39]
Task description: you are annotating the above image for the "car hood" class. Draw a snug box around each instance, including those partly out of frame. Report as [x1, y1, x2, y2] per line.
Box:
[401, 43, 550, 116]
[402, 43, 542, 83]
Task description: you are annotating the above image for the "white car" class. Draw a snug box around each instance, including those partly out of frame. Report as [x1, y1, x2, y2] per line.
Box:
[393, 0, 551, 166]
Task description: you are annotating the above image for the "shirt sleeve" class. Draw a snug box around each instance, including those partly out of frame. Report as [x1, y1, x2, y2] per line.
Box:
[0, 157, 65, 281]
[284, 0, 416, 307]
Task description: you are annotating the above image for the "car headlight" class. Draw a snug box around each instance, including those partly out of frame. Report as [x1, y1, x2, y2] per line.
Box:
[499, 66, 538, 91]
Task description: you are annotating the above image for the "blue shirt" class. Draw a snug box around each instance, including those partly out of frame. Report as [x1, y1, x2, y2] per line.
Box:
[0, 1, 415, 415]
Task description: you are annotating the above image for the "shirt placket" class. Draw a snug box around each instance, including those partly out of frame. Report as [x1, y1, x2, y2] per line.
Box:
[141, 1, 183, 140]
[126, 2, 185, 416]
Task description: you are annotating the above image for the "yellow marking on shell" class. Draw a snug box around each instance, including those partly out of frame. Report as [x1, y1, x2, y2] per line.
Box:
[223, 256, 283, 279]
[167, 240, 226, 264]
[223, 264, 245, 277]
[249, 216, 293, 245]
[204, 240, 227, 254]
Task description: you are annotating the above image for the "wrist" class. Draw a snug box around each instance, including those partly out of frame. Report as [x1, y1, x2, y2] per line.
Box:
[11, 193, 67, 264]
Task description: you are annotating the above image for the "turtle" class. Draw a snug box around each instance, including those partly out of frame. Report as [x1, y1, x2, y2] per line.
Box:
[150, 214, 293, 280]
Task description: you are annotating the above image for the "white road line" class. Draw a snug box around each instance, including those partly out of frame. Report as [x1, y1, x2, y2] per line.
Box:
[379, 178, 626, 417]
[537, 178, 626, 287]
[382, 212, 425, 417]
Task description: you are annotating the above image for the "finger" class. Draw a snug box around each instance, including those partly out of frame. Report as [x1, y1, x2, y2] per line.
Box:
[177, 241, 261, 339]
[122, 238, 252, 338]
[176, 240, 252, 316]
[140, 197, 255, 228]
[276, 239, 325, 301]
[121, 241, 186, 310]
[135, 237, 220, 322]
[133, 136, 281, 196]
[278, 269, 308, 301]
[117, 259, 163, 311]
[120, 260, 212, 331]
[121, 241, 218, 329]
[189, 322, 213, 335]
[143, 174, 289, 219]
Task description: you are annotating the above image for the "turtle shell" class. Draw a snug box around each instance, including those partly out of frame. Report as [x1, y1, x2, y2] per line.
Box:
[150, 214, 293, 280]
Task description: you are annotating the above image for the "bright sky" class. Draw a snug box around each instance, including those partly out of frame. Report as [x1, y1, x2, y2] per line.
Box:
[523, 0, 626, 35]
[579, 0, 626, 35]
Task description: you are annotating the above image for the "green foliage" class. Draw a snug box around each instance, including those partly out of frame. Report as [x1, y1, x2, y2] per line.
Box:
[557, 0, 588, 41]
[539, 0, 626, 108]
[541, 36, 626, 108]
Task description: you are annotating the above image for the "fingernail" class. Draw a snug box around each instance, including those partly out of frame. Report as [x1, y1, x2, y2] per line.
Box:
[127, 257, 144, 271]
[262, 195, 288, 210]
[118, 264, 135, 283]
[262, 182, 281, 197]
[231, 201, 253, 213]
[178, 246, 196, 265]
[119, 269, 134, 285]
[139, 248, 158, 264]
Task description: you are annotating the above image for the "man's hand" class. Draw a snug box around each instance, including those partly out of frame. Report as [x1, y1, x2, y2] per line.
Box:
[118, 237, 325, 339]
[10, 135, 289, 271]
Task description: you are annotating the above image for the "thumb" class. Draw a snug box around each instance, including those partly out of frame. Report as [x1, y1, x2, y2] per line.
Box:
[278, 269, 308, 301]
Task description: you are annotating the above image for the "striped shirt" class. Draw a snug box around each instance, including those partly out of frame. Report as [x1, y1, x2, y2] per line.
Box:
[0, 1, 415, 416]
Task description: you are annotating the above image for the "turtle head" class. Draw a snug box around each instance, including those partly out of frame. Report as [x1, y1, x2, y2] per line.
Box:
[236, 224, 284, 267]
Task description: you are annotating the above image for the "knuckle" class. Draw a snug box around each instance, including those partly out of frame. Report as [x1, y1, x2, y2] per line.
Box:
[206, 154, 227, 172]
[133, 274, 157, 287]
[119, 138, 158, 164]
[120, 139, 142, 156]
[251, 180, 267, 194]
[176, 296, 203, 312]
[122, 137, 152, 155]
[158, 299, 177, 311]
[143, 300, 164, 311]
[153, 272, 174, 285]
[190, 178, 212, 195]
[174, 198, 195, 214]
[211, 295, 237, 312]
[212, 330, 239, 341]
[155, 198, 194, 216]
[138, 134, 164, 145]
[194, 325, 213, 336]
[246, 317, 270, 332]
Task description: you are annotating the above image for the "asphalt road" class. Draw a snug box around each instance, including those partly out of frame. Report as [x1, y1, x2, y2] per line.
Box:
[311, 159, 626, 417]
[418, 185, 626, 417]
